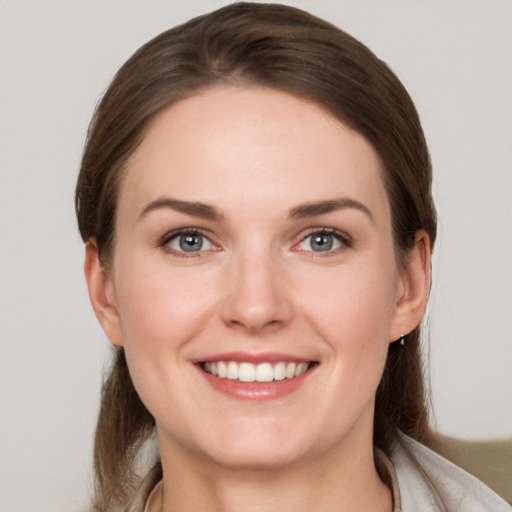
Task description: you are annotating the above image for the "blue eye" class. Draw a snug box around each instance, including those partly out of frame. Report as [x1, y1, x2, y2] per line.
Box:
[164, 231, 214, 253]
[298, 231, 347, 252]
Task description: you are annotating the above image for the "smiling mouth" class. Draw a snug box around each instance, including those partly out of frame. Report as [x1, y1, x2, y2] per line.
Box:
[200, 361, 315, 383]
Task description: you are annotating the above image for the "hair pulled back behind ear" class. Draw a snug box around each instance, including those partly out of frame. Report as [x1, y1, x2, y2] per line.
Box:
[75, 3, 437, 509]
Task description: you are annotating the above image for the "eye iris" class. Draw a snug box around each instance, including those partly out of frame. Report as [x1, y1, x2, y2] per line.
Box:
[179, 234, 203, 252]
[311, 234, 333, 251]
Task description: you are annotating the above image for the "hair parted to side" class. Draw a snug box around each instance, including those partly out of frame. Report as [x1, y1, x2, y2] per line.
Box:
[75, 3, 437, 510]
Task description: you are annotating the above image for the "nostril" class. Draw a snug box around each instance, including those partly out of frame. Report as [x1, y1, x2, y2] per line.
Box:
[226, 317, 287, 334]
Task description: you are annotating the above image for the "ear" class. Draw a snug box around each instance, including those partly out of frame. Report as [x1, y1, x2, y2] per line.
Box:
[389, 230, 431, 342]
[84, 239, 124, 347]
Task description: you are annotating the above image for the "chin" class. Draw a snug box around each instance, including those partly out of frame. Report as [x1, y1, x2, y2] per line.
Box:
[198, 422, 316, 472]
[208, 443, 308, 472]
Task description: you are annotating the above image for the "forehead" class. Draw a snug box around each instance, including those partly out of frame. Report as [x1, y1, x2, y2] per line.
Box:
[120, 85, 389, 223]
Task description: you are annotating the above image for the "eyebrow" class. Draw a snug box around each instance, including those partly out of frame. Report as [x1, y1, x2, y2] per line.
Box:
[139, 196, 373, 223]
[139, 198, 224, 221]
[288, 198, 374, 222]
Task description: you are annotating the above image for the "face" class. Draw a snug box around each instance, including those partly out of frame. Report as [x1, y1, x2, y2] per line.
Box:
[89, 86, 425, 471]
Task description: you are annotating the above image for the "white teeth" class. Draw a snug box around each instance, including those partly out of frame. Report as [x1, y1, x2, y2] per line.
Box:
[239, 362, 256, 382]
[256, 363, 273, 382]
[285, 362, 296, 379]
[273, 362, 286, 381]
[202, 360, 311, 382]
[217, 361, 227, 378]
[226, 361, 239, 380]
[295, 362, 307, 377]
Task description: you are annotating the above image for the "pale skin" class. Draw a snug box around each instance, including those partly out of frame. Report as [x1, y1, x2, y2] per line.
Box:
[85, 86, 431, 512]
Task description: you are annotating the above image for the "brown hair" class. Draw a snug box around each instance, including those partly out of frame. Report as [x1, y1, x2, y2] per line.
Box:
[75, 3, 437, 510]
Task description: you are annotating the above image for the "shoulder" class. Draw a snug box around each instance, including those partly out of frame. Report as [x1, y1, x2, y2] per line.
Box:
[390, 433, 512, 512]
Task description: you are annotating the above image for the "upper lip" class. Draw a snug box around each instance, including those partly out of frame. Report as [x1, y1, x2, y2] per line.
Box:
[192, 352, 316, 364]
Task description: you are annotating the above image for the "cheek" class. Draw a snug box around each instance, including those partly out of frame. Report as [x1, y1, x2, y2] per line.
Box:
[300, 259, 397, 390]
[303, 260, 397, 342]
[111, 262, 219, 413]
[114, 261, 215, 343]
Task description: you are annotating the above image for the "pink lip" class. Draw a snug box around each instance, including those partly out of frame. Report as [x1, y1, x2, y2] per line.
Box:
[195, 356, 317, 401]
[193, 351, 313, 364]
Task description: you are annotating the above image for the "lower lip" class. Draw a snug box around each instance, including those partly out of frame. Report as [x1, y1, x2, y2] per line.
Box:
[198, 366, 315, 401]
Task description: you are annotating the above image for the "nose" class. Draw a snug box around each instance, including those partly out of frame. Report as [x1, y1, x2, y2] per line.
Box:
[220, 249, 293, 334]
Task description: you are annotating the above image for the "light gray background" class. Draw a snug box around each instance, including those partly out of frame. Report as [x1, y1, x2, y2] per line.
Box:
[1, 1, 511, 511]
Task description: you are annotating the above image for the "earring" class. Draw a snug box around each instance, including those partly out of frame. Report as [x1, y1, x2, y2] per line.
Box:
[400, 335, 405, 346]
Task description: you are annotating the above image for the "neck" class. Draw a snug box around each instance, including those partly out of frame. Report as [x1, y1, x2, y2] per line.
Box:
[154, 426, 392, 512]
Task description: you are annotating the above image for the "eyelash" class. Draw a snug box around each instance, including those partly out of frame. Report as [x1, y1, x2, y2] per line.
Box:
[159, 227, 353, 257]
[295, 228, 353, 254]
[160, 228, 218, 257]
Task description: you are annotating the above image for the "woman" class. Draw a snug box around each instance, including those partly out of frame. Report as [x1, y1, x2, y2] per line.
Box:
[75, 3, 511, 511]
